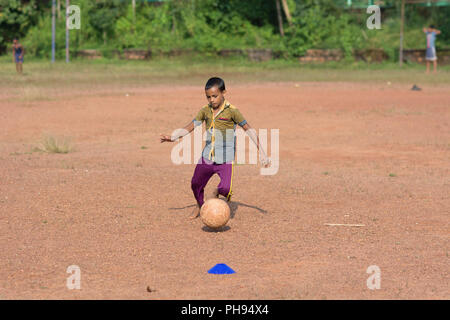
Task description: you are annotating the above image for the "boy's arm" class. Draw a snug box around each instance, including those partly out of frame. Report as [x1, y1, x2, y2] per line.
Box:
[160, 120, 195, 143]
[434, 29, 441, 35]
[241, 123, 271, 168]
[231, 108, 270, 167]
[19, 45, 24, 58]
[161, 107, 205, 143]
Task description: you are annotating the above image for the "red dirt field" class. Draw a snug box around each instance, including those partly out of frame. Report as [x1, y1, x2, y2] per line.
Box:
[0, 82, 448, 299]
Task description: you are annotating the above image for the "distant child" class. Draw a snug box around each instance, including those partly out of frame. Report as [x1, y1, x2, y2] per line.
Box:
[422, 25, 441, 74]
[12, 38, 24, 74]
[160, 77, 270, 219]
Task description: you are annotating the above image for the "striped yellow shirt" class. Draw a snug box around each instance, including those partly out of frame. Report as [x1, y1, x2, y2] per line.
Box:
[193, 100, 247, 164]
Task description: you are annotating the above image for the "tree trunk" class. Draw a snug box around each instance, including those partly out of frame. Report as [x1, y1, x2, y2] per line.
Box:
[281, 0, 293, 26]
[132, 0, 136, 34]
[276, 0, 284, 37]
[132, 0, 136, 26]
[172, 15, 177, 34]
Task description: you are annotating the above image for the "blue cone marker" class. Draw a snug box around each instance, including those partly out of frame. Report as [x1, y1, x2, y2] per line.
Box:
[208, 264, 236, 274]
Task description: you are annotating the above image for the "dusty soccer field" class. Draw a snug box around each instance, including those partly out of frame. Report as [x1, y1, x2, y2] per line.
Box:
[0, 62, 449, 299]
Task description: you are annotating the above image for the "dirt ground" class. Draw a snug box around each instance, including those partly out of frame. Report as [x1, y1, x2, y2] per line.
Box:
[0, 81, 448, 299]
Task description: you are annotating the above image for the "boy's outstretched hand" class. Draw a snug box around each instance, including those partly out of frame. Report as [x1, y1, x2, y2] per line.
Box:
[160, 134, 173, 143]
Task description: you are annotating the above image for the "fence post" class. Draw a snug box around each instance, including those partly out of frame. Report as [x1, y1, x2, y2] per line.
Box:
[399, 0, 405, 66]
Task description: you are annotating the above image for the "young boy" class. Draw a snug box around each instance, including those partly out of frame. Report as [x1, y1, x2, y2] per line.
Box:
[160, 77, 270, 219]
[422, 25, 441, 74]
[12, 38, 24, 74]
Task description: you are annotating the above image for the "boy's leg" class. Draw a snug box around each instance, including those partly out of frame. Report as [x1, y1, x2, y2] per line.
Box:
[190, 159, 215, 218]
[426, 61, 430, 73]
[210, 187, 219, 199]
[433, 60, 437, 73]
[215, 162, 234, 202]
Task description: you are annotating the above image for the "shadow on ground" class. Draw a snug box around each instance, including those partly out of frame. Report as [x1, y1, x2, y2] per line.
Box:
[168, 199, 268, 219]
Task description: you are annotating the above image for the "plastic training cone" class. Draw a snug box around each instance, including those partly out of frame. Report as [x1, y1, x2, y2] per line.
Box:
[207, 263, 236, 274]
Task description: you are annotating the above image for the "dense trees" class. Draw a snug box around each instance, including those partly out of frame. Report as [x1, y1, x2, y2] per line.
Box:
[0, 0, 38, 53]
[0, 0, 448, 58]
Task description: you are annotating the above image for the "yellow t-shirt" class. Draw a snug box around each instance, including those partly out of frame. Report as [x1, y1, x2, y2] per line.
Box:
[193, 100, 247, 164]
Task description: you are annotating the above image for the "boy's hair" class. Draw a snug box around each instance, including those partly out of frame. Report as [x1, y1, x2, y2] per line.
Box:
[430, 24, 435, 29]
[205, 77, 225, 92]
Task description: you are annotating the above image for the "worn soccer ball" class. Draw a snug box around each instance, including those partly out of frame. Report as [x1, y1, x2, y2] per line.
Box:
[200, 198, 231, 229]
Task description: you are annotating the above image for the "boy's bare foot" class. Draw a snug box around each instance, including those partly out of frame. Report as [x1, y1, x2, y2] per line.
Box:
[189, 205, 200, 220]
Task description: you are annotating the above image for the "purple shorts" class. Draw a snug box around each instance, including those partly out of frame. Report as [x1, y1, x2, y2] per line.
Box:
[191, 157, 234, 207]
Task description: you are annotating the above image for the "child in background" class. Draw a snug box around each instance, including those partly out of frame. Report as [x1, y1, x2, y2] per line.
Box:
[12, 38, 24, 75]
[423, 25, 441, 74]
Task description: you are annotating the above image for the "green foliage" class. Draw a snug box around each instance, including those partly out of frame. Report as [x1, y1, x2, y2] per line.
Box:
[7, 0, 449, 61]
[430, 6, 450, 44]
[115, 3, 173, 51]
[22, 14, 56, 58]
[114, 1, 278, 53]
[283, 0, 363, 57]
[362, 7, 448, 61]
[0, 0, 38, 53]
[88, 0, 125, 44]
[322, 14, 365, 57]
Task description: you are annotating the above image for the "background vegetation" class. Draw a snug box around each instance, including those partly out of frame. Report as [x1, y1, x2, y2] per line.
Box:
[1, 0, 449, 61]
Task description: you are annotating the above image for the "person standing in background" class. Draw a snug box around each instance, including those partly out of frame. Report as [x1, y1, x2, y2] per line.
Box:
[423, 25, 441, 74]
[12, 38, 24, 74]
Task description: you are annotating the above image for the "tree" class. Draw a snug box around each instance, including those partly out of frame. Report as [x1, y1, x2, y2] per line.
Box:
[88, 0, 125, 45]
[0, 0, 39, 53]
[281, 0, 293, 26]
[276, 0, 284, 36]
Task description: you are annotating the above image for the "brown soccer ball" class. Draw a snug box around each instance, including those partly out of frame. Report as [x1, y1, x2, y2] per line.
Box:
[200, 198, 231, 229]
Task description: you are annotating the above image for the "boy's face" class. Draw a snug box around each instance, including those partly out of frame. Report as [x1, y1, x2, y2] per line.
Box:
[13, 39, 17, 45]
[205, 86, 226, 109]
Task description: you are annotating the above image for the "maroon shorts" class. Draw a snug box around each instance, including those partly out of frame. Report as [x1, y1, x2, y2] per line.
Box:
[191, 157, 234, 207]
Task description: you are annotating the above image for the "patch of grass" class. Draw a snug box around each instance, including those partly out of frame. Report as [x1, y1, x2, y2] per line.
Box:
[140, 146, 148, 149]
[389, 173, 397, 177]
[10, 148, 42, 156]
[0, 58, 449, 102]
[35, 134, 73, 154]
[322, 171, 330, 175]
[61, 162, 75, 170]
[17, 85, 51, 102]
